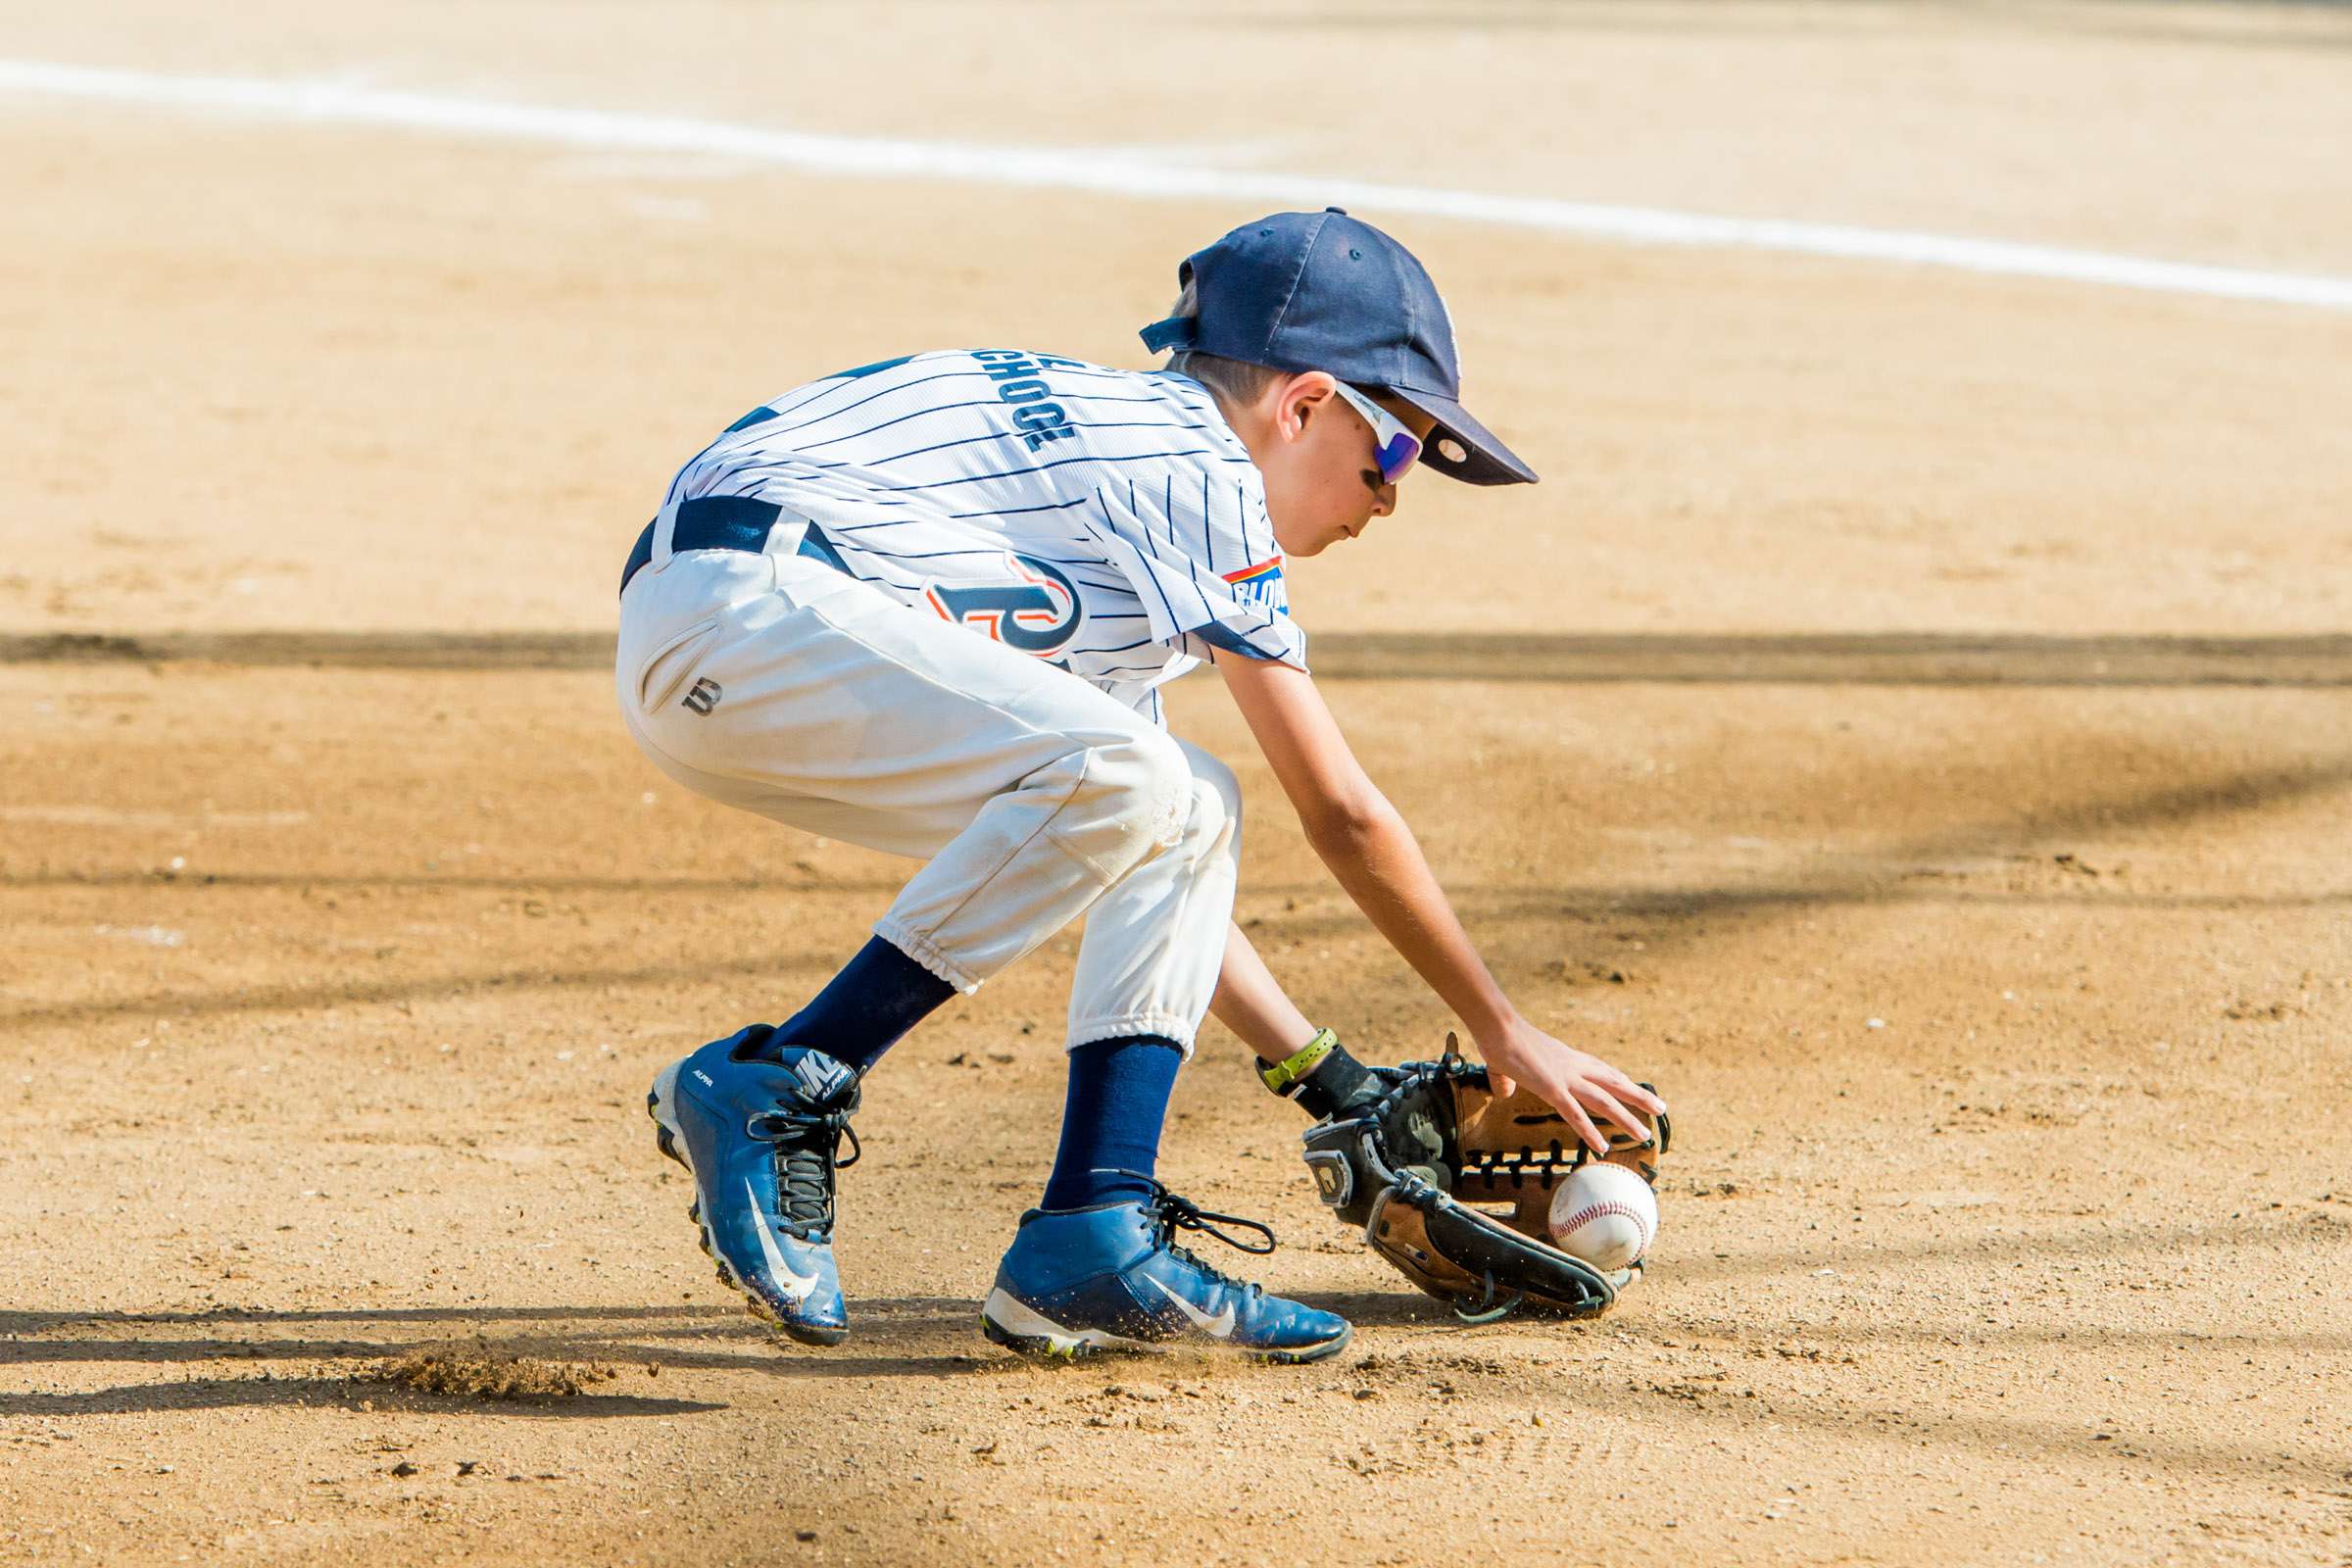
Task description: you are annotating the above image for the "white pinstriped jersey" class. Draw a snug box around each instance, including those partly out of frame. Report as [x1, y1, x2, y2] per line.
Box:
[657, 350, 1300, 723]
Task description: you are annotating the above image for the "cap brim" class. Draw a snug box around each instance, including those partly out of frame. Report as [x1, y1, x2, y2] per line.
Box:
[1390, 389, 1539, 486]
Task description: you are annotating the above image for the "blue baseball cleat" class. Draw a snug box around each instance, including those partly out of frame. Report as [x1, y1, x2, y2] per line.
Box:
[981, 1179, 1352, 1364]
[648, 1026, 860, 1346]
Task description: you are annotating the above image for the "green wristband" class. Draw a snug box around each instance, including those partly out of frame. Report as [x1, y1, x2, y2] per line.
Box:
[1257, 1028, 1341, 1098]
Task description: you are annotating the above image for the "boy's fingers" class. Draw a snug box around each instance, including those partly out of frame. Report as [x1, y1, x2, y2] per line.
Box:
[1587, 1065, 1668, 1122]
[1547, 1086, 1609, 1153]
[1584, 1088, 1649, 1148]
[1622, 1081, 1668, 1117]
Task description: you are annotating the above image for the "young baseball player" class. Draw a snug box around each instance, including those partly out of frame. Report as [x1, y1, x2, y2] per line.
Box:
[620, 208, 1663, 1364]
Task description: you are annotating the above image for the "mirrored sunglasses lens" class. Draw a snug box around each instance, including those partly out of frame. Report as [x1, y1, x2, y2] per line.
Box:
[1377, 432, 1421, 482]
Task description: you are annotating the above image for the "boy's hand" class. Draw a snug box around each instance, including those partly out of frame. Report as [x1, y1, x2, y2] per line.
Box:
[1476, 1021, 1668, 1155]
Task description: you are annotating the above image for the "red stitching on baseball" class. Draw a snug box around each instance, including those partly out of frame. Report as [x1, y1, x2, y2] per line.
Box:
[1554, 1199, 1651, 1237]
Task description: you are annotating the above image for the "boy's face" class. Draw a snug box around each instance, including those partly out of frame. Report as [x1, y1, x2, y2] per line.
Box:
[1252, 374, 1442, 559]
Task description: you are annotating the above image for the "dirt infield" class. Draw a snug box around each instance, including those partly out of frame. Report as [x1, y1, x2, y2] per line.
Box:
[4, 4, 2351, 1565]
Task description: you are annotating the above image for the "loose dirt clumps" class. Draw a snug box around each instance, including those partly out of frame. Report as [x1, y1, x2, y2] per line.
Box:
[360, 1340, 616, 1401]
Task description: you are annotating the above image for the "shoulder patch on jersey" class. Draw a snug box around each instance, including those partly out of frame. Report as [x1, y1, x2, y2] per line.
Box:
[1222, 556, 1289, 617]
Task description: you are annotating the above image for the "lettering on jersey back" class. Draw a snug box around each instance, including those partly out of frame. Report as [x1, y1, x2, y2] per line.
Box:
[972, 350, 1085, 452]
[923, 553, 1084, 656]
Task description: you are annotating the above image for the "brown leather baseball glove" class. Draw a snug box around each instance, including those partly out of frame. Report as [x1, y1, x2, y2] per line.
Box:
[1299, 1039, 1670, 1322]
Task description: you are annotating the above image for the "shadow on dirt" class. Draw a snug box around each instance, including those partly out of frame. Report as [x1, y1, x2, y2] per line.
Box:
[0, 870, 909, 895]
[7, 750, 2349, 1037]
[0, 1376, 724, 1420]
[1666, 1207, 2347, 1283]
[1592, 1366, 2348, 1489]
[7, 868, 2349, 913]
[1293, 1291, 2348, 1487]
[1218, 5, 2352, 58]
[0, 1298, 1025, 1417]
[4, 1292, 2339, 1484]
[1447, 754, 2352, 963]
[12, 630, 2352, 686]
[0, 948, 839, 1033]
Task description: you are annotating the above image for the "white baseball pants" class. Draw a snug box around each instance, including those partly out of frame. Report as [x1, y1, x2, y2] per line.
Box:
[617, 544, 1240, 1054]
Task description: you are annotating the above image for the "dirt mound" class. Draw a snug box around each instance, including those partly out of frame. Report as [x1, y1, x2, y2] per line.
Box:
[361, 1340, 616, 1402]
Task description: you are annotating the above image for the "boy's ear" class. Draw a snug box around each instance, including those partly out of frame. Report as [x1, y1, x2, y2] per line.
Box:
[1274, 371, 1338, 441]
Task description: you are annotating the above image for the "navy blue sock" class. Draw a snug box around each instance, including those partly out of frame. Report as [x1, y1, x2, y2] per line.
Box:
[768, 937, 956, 1075]
[1040, 1036, 1184, 1211]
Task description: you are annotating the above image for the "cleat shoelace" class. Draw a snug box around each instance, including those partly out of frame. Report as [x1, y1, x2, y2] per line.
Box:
[748, 1106, 859, 1235]
[1111, 1173, 1278, 1302]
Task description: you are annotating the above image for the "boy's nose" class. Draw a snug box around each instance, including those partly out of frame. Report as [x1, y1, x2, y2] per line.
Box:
[1369, 483, 1396, 519]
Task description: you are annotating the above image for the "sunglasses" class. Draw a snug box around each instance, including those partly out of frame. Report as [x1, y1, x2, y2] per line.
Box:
[1328, 381, 1423, 485]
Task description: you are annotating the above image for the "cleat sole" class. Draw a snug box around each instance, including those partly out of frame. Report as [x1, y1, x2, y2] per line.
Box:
[1251, 1322, 1353, 1366]
[646, 1077, 689, 1169]
[977, 1289, 1351, 1366]
[981, 1312, 1100, 1362]
[775, 1317, 848, 1348]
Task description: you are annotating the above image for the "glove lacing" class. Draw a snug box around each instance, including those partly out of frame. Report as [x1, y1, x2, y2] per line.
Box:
[1454, 1271, 1526, 1326]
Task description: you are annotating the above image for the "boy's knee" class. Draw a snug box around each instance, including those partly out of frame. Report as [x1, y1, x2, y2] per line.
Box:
[1177, 744, 1241, 830]
[1170, 746, 1240, 862]
[1040, 728, 1192, 882]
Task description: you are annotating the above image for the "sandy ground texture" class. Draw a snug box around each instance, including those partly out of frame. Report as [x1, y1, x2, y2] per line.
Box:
[4, 2, 2352, 1565]
[3, 670, 2349, 1568]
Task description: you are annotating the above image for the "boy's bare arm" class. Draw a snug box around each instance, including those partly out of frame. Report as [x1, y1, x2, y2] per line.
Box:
[1217, 653, 1664, 1151]
[1209, 920, 1320, 1062]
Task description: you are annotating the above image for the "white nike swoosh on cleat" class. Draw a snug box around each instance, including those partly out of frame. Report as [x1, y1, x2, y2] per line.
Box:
[745, 1178, 820, 1302]
[1144, 1273, 1235, 1339]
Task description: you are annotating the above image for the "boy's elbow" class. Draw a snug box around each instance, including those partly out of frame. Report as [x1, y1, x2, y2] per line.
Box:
[1299, 789, 1396, 853]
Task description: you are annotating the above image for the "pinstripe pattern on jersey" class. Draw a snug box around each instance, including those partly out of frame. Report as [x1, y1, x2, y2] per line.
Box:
[655, 351, 1305, 712]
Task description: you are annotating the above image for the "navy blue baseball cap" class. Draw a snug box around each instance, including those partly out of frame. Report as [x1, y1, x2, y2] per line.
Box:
[1139, 208, 1537, 486]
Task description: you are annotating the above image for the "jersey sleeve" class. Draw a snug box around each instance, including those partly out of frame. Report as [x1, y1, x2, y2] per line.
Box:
[1078, 473, 1307, 671]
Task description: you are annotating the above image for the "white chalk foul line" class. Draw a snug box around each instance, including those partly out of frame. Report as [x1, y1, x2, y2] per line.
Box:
[7, 58, 2351, 312]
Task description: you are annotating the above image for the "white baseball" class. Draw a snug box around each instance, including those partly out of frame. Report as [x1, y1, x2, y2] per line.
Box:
[1547, 1163, 1659, 1272]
